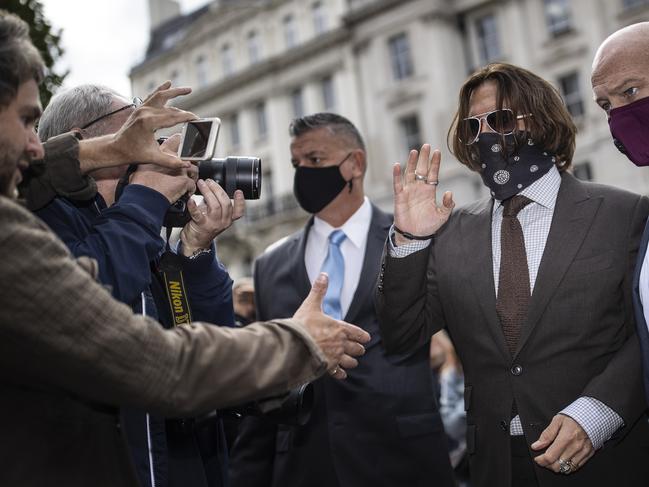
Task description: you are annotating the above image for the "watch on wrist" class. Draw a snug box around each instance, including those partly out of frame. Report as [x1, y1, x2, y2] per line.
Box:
[187, 247, 212, 260]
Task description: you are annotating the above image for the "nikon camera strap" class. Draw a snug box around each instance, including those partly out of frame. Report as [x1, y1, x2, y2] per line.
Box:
[157, 228, 192, 326]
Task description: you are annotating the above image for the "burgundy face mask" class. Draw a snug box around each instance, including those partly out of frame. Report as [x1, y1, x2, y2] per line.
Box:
[608, 95, 649, 167]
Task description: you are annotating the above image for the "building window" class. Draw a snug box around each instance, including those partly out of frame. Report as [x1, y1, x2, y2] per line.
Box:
[399, 114, 422, 152]
[263, 166, 275, 214]
[283, 14, 298, 48]
[388, 33, 414, 81]
[544, 0, 573, 37]
[229, 113, 240, 148]
[558, 72, 585, 118]
[248, 30, 261, 64]
[573, 162, 592, 181]
[321, 76, 335, 111]
[475, 13, 501, 65]
[221, 43, 234, 77]
[312, 1, 327, 35]
[255, 101, 268, 139]
[291, 88, 305, 118]
[623, 0, 649, 9]
[196, 55, 208, 87]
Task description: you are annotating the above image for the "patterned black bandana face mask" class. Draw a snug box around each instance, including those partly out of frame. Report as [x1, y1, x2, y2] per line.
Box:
[475, 132, 556, 200]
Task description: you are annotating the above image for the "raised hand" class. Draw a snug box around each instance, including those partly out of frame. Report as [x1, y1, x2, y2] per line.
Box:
[110, 81, 198, 169]
[393, 144, 455, 246]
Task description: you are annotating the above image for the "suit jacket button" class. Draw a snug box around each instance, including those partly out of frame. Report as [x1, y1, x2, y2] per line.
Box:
[500, 420, 508, 431]
[511, 364, 523, 376]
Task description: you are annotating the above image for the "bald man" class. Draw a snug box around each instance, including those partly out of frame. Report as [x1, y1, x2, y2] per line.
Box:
[592, 22, 649, 408]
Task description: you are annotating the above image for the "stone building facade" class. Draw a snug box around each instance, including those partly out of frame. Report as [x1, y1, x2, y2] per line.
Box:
[130, 0, 649, 276]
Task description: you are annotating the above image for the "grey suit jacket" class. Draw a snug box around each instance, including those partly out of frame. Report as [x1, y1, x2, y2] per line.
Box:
[0, 196, 327, 487]
[377, 173, 649, 487]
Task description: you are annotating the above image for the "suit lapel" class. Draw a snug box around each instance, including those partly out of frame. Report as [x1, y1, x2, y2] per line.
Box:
[293, 218, 315, 303]
[460, 199, 512, 363]
[515, 173, 601, 358]
[344, 205, 391, 325]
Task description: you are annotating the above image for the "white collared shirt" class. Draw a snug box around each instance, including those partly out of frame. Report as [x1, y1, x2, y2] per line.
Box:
[639, 238, 649, 334]
[305, 197, 371, 319]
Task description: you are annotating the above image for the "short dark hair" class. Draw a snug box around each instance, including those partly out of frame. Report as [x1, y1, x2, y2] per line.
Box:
[448, 63, 576, 172]
[0, 10, 45, 108]
[289, 112, 366, 151]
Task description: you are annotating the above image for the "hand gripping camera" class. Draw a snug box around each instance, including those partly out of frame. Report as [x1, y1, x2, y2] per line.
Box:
[164, 118, 262, 227]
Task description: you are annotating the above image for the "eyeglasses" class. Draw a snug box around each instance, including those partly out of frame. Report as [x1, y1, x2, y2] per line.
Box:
[81, 97, 143, 130]
[460, 108, 532, 145]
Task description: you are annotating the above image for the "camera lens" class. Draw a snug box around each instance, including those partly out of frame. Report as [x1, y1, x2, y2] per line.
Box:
[197, 156, 262, 199]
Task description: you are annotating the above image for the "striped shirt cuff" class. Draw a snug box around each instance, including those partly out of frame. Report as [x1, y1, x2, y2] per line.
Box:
[559, 397, 624, 450]
[387, 225, 431, 258]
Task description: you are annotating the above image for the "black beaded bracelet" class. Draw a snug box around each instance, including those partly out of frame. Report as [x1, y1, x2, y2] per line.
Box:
[393, 226, 435, 241]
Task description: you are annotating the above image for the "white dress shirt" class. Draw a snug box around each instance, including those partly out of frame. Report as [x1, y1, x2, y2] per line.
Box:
[305, 197, 371, 319]
[639, 238, 649, 334]
[388, 167, 622, 449]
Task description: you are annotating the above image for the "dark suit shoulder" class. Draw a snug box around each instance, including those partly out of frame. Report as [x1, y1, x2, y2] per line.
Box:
[255, 229, 304, 271]
[575, 176, 644, 202]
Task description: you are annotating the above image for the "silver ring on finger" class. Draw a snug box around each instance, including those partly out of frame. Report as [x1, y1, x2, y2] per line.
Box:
[558, 458, 574, 475]
[329, 366, 339, 376]
[414, 172, 427, 182]
[425, 180, 439, 186]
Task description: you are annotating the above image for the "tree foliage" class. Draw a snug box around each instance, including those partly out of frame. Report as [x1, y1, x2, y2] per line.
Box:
[2, 0, 67, 107]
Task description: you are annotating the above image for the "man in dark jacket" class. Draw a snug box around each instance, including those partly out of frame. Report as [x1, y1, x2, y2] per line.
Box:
[35, 84, 242, 487]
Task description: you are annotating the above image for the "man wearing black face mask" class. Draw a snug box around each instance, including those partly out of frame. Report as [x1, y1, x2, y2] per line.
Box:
[377, 63, 649, 487]
[229, 113, 455, 487]
[592, 22, 649, 411]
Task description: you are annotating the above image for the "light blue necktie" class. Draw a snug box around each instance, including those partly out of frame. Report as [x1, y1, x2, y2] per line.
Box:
[320, 229, 346, 320]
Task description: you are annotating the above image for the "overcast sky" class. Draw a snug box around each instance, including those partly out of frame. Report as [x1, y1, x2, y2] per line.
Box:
[40, 0, 209, 97]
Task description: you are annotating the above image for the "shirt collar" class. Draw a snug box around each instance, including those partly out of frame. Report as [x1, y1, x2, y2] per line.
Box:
[312, 197, 372, 249]
[493, 165, 561, 213]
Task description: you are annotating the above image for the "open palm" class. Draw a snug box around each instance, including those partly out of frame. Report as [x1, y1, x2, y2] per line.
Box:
[393, 144, 455, 241]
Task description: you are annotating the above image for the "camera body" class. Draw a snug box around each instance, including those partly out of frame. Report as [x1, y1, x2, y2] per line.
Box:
[163, 119, 263, 227]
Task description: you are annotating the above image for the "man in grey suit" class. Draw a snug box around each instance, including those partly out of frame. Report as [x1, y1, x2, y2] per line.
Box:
[229, 113, 454, 487]
[0, 11, 369, 486]
[376, 63, 649, 486]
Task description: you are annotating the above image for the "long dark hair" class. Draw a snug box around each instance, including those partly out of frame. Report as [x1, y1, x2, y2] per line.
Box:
[448, 63, 576, 172]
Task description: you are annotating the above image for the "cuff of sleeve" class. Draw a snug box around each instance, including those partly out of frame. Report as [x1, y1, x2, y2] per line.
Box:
[560, 396, 624, 450]
[21, 132, 97, 210]
[388, 225, 432, 258]
[118, 184, 171, 229]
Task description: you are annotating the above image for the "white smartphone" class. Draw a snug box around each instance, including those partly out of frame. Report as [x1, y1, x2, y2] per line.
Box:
[178, 117, 220, 161]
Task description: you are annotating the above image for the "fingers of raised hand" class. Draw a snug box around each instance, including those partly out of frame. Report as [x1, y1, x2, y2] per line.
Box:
[415, 144, 432, 179]
[425, 149, 441, 185]
[404, 149, 419, 183]
[145, 81, 192, 107]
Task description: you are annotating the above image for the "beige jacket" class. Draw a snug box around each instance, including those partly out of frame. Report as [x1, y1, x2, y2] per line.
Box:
[0, 195, 326, 486]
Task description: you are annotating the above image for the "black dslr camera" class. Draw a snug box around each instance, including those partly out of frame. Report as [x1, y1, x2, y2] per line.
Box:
[164, 118, 262, 227]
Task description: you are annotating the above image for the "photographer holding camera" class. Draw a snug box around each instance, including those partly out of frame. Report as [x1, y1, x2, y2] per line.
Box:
[34, 84, 250, 487]
[0, 10, 370, 487]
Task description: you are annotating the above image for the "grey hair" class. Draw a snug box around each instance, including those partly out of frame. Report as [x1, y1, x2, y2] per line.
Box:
[38, 84, 125, 141]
